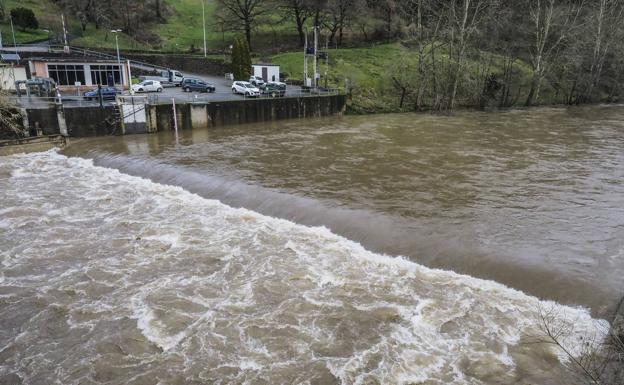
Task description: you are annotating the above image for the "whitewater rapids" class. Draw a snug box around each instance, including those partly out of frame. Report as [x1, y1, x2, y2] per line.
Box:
[0, 151, 607, 384]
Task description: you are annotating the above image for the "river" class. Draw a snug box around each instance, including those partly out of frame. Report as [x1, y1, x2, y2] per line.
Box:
[1, 105, 622, 384]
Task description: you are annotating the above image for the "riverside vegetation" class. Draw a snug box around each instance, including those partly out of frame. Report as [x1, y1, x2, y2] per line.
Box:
[1, 1, 624, 113]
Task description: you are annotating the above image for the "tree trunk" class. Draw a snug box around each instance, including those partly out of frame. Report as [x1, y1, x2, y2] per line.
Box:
[294, 7, 306, 47]
[245, 22, 252, 50]
[155, 0, 162, 20]
[525, 74, 540, 106]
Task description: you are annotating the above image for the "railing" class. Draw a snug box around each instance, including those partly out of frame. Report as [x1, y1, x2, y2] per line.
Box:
[5, 88, 343, 108]
[1, 43, 172, 73]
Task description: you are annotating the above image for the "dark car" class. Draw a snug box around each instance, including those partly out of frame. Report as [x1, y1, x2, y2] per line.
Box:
[83, 86, 120, 101]
[263, 81, 286, 97]
[181, 78, 216, 93]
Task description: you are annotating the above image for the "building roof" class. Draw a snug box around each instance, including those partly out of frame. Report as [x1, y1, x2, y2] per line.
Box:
[252, 63, 279, 67]
[27, 57, 124, 64]
[1, 53, 21, 63]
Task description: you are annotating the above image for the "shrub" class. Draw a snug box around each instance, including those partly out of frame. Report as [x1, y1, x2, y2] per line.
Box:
[10, 7, 38, 32]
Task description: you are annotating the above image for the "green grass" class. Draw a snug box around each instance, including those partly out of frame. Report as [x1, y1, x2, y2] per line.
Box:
[0, 24, 48, 44]
[153, 0, 223, 51]
[272, 43, 541, 113]
[153, 0, 297, 52]
[70, 25, 151, 51]
[0, 0, 61, 44]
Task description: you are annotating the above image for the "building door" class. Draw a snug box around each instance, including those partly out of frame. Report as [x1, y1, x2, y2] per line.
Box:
[262, 67, 268, 82]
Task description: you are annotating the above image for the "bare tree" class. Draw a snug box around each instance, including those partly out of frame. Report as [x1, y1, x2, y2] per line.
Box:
[531, 303, 624, 385]
[523, 0, 584, 106]
[443, 0, 493, 110]
[581, 0, 624, 101]
[280, 0, 313, 47]
[215, 0, 268, 49]
[324, 0, 356, 47]
[401, 0, 444, 110]
[0, 92, 24, 139]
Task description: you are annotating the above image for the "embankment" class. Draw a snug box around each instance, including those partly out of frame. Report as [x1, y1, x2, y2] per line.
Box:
[19, 94, 347, 137]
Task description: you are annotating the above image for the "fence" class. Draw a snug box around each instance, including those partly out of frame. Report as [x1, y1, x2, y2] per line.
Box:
[6, 88, 342, 109]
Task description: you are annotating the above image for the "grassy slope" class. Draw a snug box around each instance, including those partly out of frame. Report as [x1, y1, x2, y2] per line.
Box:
[273, 43, 539, 113]
[0, 0, 295, 51]
[0, 0, 59, 43]
[153, 0, 297, 52]
[0, 0, 147, 48]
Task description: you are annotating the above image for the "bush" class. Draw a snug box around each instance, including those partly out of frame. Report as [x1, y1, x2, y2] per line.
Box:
[0, 92, 24, 139]
[10, 7, 38, 32]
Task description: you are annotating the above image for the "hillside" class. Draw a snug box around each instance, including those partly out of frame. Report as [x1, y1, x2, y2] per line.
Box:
[272, 43, 542, 114]
[0, 0, 294, 52]
[1, 0, 623, 114]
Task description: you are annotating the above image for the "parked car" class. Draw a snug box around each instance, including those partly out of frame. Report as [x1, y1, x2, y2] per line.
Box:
[232, 81, 260, 97]
[181, 77, 216, 93]
[132, 80, 163, 93]
[263, 81, 286, 97]
[249, 75, 265, 88]
[139, 70, 184, 87]
[83, 86, 121, 101]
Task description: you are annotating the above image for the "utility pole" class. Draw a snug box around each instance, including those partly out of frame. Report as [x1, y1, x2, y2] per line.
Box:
[324, 35, 329, 89]
[127, 59, 134, 94]
[202, 0, 207, 57]
[313, 26, 318, 89]
[303, 29, 308, 87]
[111, 30, 122, 64]
[61, 14, 69, 53]
[9, 16, 17, 55]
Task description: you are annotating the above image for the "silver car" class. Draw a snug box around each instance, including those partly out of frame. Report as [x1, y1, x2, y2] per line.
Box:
[232, 81, 261, 97]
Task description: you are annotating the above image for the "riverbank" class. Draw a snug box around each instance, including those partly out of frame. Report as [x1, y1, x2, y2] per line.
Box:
[272, 43, 620, 114]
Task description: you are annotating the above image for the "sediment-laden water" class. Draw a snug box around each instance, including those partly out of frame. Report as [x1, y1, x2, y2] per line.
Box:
[2, 105, 623, 384]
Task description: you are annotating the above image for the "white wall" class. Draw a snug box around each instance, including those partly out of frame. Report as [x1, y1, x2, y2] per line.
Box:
[0, 66, 27, 91]
[252, 65, 280, 82]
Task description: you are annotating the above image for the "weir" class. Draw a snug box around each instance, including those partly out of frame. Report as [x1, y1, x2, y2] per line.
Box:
[19, 94, 347, 137]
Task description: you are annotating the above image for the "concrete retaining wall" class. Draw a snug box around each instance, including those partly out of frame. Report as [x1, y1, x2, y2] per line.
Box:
[64, 106, 117, 137]
[150, 95, 347, 131]
[21, 94, 346, 137]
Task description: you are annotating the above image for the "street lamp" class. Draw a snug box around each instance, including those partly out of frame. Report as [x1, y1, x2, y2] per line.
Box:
[202, 0, 207, 58]
[111, 29, 122, 65]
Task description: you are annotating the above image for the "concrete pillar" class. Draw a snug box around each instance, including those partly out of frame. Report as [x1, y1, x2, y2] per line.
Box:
[20, 108, 31, 136]
[190, 104, 209, 129]
[56, 105, 68, 137]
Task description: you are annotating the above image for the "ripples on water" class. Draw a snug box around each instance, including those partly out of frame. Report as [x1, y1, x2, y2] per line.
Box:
[0, 151, 606, 384]
[67, 106, 624, 312]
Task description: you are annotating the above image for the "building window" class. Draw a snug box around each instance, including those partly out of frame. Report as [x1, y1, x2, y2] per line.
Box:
[48, 64, 86, 86]
[90, 64, 122, 86]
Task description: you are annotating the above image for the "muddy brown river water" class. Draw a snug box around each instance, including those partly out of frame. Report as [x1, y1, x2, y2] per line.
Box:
[1, 105, 623, 384]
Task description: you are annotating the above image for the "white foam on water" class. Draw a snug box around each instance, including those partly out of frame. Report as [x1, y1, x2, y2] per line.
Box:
[0, 150, 610, 385]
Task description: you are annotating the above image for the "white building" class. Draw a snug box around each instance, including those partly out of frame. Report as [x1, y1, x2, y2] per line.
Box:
[0, 54, 28, 91]
[251, 63, 280, 82]
[28, 57, 131, 90]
